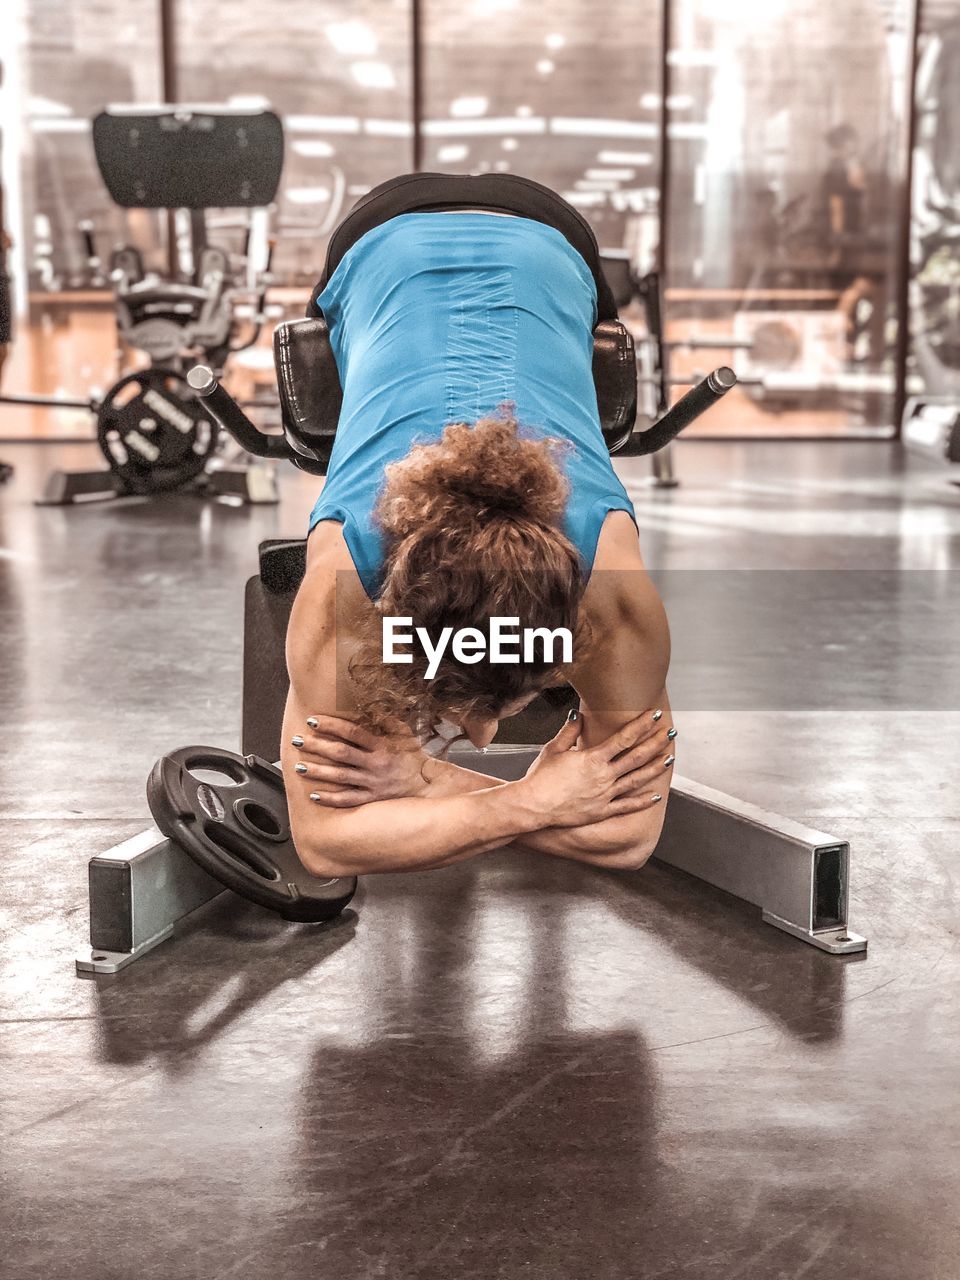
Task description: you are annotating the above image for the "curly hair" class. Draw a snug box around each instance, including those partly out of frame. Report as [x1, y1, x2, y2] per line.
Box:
[345, 409, 588, 737]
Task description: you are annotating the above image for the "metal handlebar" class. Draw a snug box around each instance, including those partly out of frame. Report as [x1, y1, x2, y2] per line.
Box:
[188, 361, 737, 467]
[187, 366, 291, 459]
[616, 367, 737, 456]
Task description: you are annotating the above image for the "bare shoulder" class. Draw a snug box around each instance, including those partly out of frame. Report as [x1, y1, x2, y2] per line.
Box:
[287, 521, 367, 699]
[582, 510, 663, 630]
[570, 510, 670, 719]
[593, 509, 647, 571]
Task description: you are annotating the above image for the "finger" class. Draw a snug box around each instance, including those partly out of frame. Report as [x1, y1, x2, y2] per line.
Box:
[544, 709, 583, 755]
[295, 762, 362, 786]
[610, 728, 676, 778]
[308, 786, 372, 809]
[303, 714, 380, 751]
[599, 709, 667, 762]
[292, 734, 369, 769]
[606, 790, 665, 817]
[611, 758, 672, 797]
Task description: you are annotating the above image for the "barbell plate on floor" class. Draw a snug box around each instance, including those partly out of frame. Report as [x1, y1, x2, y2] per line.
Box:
[96, 368, 218, 495]
[147, 745, 357, 923]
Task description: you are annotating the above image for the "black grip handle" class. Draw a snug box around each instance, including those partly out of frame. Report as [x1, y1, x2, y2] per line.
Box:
[79, 221, 97, 260]
[637, 270, 662, 340]
[615, 367, 737, 456]
[187, 366, 292, 459]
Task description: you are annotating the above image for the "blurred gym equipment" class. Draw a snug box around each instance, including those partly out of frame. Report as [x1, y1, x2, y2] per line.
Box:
[2, 107, 285, 505]
[74, 330, 865, 975]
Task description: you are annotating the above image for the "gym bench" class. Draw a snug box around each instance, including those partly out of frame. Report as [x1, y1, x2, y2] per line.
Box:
[76, 540, 867, 976]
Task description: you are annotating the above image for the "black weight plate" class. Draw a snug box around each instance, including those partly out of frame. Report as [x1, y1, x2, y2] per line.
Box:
[147, 745, 357, 923]
[97, 368, 217, 495]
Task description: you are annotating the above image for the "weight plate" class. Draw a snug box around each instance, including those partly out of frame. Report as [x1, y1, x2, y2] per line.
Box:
[147, 745, 357, 923]
[96, 368, 218, 495]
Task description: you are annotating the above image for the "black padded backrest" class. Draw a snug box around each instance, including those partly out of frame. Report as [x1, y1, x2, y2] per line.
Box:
[594, 319, 638, 453]
[273, 318, 342, 458]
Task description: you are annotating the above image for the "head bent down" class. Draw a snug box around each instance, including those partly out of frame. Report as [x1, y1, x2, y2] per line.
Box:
[346, 411, 590, 748]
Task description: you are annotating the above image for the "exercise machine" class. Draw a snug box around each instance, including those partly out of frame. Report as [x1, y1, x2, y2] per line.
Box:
[2, 106, 285, 505]
[74, 302, 865, 974]
[77, 533, 866, 975]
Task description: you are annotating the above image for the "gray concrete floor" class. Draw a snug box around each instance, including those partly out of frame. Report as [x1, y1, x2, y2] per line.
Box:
[1, 439, 958, 1280]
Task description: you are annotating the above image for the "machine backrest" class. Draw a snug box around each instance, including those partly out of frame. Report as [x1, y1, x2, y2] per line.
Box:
[273, 318, 342, 469]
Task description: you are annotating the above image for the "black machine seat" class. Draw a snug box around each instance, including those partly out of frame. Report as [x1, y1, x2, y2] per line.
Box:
[121, 283, 211, 319]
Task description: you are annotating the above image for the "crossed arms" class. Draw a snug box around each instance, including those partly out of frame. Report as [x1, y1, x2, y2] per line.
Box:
[280, 525, 675, 879]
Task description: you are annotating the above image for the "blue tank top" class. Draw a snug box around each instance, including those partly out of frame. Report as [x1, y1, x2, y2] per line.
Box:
[308, 212, 636, 598]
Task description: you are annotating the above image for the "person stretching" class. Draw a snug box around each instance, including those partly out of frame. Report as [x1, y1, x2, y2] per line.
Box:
[281, 174, 676, 877]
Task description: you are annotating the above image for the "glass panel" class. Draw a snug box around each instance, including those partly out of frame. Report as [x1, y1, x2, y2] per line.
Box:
[664, 0, 912, 437]
[904, 1, 960, 458]
[174, 0, 414, 285]
[1, 0, 164, 438]
[420, 0, 662, 259]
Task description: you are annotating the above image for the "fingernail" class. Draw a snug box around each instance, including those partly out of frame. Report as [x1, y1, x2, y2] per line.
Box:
[566, 708, 579, 723]
[309, 792, 321, 803]
[652, 793, 663, 803]
[291, 735, 304, 748]
[295, 762, 308, 775]
[652, 709, 663, 721]
[663, 755, 675, 768]
[667, 727, 678, 740]
[306, 717, 318, 729]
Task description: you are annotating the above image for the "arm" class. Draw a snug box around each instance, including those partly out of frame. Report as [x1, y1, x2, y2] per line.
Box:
[387, 512, 674, 869]
[281, 546, 660, 877]
[282, 676, 549, 876]
[530, 514, 674, 868]
[416, 707, 674, 870]
[280, 557, 540, 874]
[292, 703, 673, 873]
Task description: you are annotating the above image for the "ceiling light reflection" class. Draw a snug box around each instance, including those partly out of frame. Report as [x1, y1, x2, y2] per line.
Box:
[292, 140, 335, 157]
[563, 190, 607, 207]
[424, 116, 545, 137]
[597, 149, 654, 165]
[364, 119, 413, 137]
[287, 187, 332, 204]
[451, 96, 489, 118]
[350, 61, 396, 90]
[284, 115, 361, 133]
[585, 167, 635, 181]
[551, 118, 657, 138]
[326, 20, 378, 57]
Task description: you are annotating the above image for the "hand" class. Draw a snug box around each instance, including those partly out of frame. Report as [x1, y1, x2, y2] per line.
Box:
[520, 708, 676, 829]
[291, 714, 430, 808]
[0, 229, 12, 253]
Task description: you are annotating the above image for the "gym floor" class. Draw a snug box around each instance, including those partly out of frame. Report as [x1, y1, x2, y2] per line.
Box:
[1, 439, 958, 1279]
